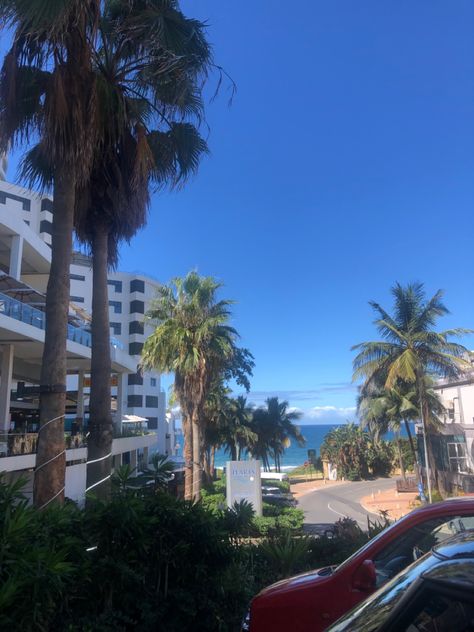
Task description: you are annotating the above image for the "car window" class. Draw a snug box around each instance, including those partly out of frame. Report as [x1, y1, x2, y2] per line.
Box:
[404, 592, 474, 631]
[329, 554, 436, 632]
[373, 515, 474, 587]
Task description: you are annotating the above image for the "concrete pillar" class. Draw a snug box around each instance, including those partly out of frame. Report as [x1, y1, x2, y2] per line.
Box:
[0, 344, 14, 434]
[115, 373, 127, 435]
[76, 371, 85, 429]
[9, 235, 23, 280]
[143, 446, 149, 470]
[130, 449, 138, 475]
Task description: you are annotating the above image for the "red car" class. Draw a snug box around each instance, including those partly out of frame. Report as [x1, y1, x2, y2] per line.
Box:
[243, 497, 474, 632]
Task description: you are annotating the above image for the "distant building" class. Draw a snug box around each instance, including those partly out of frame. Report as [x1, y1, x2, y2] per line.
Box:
[428, 354, 474, 493]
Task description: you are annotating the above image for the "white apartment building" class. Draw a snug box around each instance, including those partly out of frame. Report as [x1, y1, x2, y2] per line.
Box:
[0, 177, 173, 503]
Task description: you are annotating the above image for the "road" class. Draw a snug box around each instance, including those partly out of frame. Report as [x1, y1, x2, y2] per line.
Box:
[298, 478, 396, 534]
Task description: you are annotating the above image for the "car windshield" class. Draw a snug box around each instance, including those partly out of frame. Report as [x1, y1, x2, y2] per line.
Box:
[328, 553, 438, 632]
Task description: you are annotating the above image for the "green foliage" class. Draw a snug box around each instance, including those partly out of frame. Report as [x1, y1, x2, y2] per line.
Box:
[143, 453, 176, 490]
[258, 533, 312, 579]
[321, 424, 393, 480]
[0, 475, 255, 631]
[251, 507, 304, 536]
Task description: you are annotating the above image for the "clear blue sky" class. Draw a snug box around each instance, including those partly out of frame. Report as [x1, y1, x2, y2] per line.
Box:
[4, 2, 474, 423]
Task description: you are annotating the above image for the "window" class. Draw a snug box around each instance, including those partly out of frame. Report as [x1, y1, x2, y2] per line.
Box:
[130, 300, 145, 314]
[402, 590, 474, 632]
[41, 199, 54, 213]
[107, 279, 122, 293]
[372, 515, 474, 587]
[70, 296, 85, 303]
[70, 273, 86, 281]
[40, 219, 53, 234]
[147, 417, 158, 430]
[129, 321, 144, 335]
[109, 300, 122, 314]
[146, 396, 158, 408]
[150, 378, 157, 387]
[130, 279, 145, 293]
[127, 394, 143, 408]
[448, 442, 469, 473]
[110, 322, 121, 335]
[129, 342, 143, 356]
[128, 372, 143, 386]
[0, 191, 31, 211]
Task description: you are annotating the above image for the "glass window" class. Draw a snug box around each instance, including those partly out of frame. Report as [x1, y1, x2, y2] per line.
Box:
[130, 279, 145, 293]
[109, 300, 122, 314]
[448, 442, 469, 473]
[127, 394, 143, 408]
[71, 296, 85, 303]
[130, 300, 145, 314]
[373, 515, 474, 587]
[403, 591, 474, 632]
[129, 321, 144, 335]
[146, 396, 158, 408]
[70, 273, 86, 281]
[147, 417, 158, 430]
[107, 279, 123, 293]
[128, 372, 143, 386]
[129, 342, 143, 356]
[150, 378, 157, 387]
[110, 322, 121, 335]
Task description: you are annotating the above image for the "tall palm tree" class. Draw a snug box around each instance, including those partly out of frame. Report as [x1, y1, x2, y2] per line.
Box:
[72, 5, 210, 498]
[141, 271, 242, 501]
[250, 398, 305, 472]
[0, 1, 100, 508]
[353, 282, 471, 501]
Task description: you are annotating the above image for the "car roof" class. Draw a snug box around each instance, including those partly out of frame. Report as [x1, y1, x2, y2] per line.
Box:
[407, 496, 474, 518]
[433, 530, 474, 560]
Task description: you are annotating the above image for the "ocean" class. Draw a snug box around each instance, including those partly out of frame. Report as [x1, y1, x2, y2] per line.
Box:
[174, 423, 413, 471]
[213, 423, 413, 470]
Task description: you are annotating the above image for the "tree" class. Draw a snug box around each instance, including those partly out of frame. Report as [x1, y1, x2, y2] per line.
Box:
[0, 1, 100, 508]
[353, 282, 471, 500]
[72, 4, 211, 498]
[250, 398, 305, 472]
[141, 272, 244, 501]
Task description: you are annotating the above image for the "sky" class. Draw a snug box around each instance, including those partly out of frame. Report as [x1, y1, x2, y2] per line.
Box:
[3, 2, 474, 423]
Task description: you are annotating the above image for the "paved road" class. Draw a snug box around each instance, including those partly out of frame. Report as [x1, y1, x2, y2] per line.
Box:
[299, 478, 396, 534]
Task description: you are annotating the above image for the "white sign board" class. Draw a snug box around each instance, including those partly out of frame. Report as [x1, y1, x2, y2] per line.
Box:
[226, 460, 262, 516]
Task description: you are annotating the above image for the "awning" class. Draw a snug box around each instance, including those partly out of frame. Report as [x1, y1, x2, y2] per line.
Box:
[122, 414, 148, 423]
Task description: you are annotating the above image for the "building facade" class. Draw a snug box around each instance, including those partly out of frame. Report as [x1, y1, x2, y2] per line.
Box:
[430, 358, 474, 492]
[0, 178, 174, 503]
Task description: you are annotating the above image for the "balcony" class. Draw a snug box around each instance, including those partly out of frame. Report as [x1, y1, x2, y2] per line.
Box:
[0, 291, 123, 350]
[0, 431, 86, 458]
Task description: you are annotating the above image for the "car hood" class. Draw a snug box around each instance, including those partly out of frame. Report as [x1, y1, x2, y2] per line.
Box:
[257, 566, 337, 598]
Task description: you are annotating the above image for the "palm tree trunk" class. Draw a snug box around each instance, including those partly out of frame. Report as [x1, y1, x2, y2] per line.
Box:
[192, 413, 201, 501]
[183, 416, 193, 501]
[396, 432, 406, 482]
[34, 167, 75, 509]
[210, 445, 216, 480]
[403, 418, 421, 485]
[86, 223, 113, 501]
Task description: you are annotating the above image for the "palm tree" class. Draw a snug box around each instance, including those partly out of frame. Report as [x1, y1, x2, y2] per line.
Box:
[250, 398, 305, 472]
[353, 282, 471, 501]
[0, 1, 100, 508]
[141, 272, 242, 501]
[71, 6, 210, 498]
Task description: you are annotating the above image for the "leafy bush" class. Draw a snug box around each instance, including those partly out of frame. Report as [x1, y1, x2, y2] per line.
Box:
[0, 477, 251, 631]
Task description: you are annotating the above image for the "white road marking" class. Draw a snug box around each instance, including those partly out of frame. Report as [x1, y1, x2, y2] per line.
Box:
[327, 502, 366, 528]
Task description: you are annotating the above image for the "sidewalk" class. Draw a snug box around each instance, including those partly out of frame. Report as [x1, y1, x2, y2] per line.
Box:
[360, 487, 418, 520]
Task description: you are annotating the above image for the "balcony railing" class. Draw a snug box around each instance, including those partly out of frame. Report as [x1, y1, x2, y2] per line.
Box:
[0, 432, 86, 457]
[0, 291, 123, 350]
